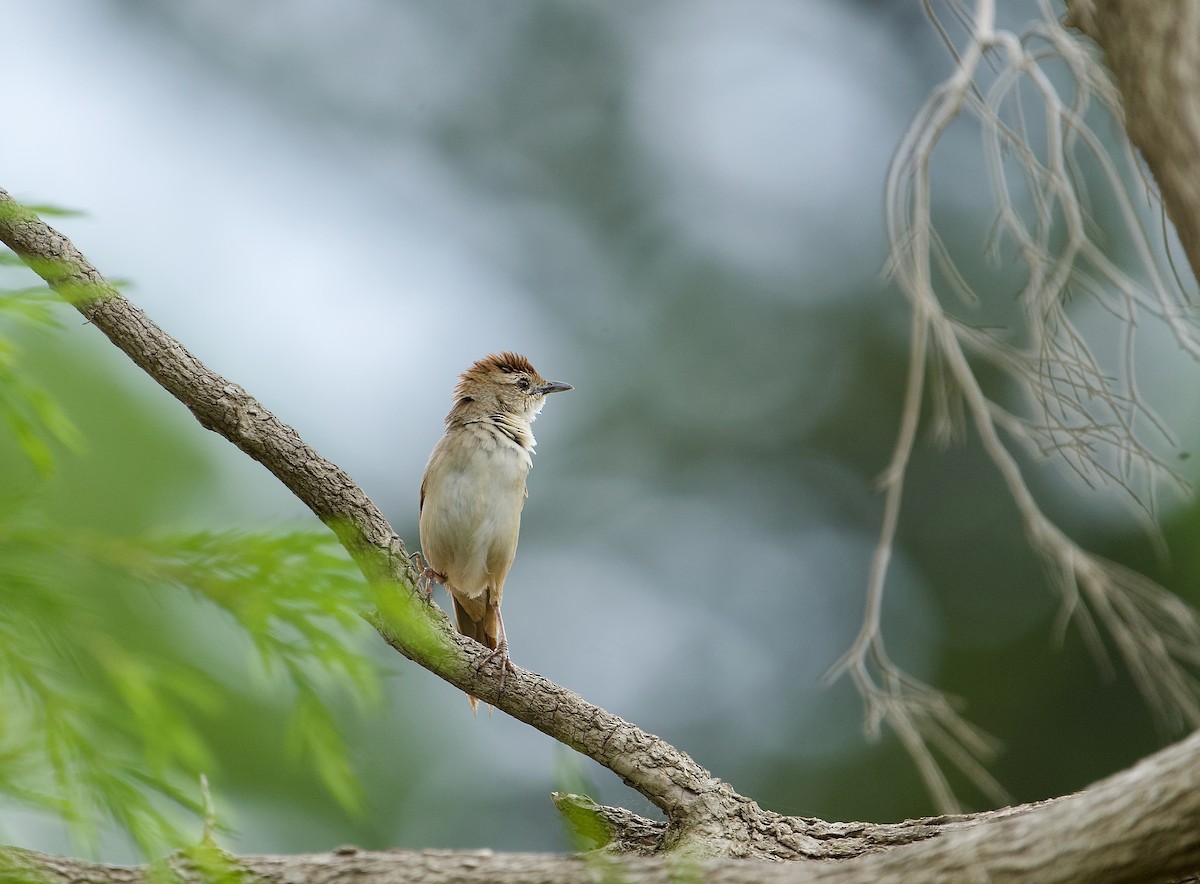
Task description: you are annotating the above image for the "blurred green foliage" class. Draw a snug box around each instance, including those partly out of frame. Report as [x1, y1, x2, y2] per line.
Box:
[0, 263, 381, 858]
[0, 253, 81, 475]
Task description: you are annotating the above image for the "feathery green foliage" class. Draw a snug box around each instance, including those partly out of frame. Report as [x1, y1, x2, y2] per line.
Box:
[0, 249, 381, 857]
[0, 520, 376, 854]
[0, 266, 80, 474]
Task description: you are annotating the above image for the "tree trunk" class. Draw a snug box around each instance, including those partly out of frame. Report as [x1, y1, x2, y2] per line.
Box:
[1067, 0, 1200, 276]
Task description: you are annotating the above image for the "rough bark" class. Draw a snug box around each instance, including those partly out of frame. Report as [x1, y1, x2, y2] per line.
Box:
[1066, 0, 1200, 278]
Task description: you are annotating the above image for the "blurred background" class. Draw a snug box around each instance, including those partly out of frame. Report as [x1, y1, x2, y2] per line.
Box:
[2, 0, 1199, 862]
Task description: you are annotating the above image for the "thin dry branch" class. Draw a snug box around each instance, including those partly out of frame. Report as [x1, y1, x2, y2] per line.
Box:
[832, 0, 1200, 812]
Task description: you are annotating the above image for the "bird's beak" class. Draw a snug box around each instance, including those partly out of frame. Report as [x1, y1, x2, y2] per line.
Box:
[537, 380, 573, 395]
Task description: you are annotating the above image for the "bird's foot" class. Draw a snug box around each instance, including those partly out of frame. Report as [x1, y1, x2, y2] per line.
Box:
[422, 566, 447, 595]
[409, 552, 444, 599]
[475, 639, 516, 692]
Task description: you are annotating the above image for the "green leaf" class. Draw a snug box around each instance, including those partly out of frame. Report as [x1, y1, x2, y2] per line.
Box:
[0, 373, 82, 474]
[19, 204, 85, 219]
[287, 694, 364, 815]
[0, 522, 380, 856]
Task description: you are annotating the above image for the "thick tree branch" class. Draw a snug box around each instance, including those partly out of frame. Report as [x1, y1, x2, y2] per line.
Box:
[1066, 0, 1200, 282]
[4, 187, 1200, 879]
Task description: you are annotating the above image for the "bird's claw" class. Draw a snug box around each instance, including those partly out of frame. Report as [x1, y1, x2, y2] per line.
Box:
[475, 639, 516, 692]
[409, 551, 444, 599]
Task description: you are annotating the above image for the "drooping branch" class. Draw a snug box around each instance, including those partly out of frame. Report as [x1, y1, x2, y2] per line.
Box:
[832, 0, 1200, 818]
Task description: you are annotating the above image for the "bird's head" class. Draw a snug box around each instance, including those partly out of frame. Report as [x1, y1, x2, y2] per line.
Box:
[451, 352, 572, 423]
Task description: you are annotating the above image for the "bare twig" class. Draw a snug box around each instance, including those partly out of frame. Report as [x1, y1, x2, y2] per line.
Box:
[831, 0, 1200, 812]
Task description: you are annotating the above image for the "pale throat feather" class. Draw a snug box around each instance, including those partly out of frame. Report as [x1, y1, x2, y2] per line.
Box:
[447, 393, 542, 467]
[483, 412, 536, 455]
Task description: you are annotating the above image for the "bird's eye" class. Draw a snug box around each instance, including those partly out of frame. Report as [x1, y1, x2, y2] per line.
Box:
[516, 377, 531, 390]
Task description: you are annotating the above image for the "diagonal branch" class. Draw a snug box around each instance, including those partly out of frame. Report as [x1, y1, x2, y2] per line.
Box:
[0, 191, 414, 587]
[832, 0, 1200, 815]
[0, 186, 753, 845]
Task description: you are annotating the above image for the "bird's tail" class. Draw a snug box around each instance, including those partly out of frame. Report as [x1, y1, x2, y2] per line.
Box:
[453, 597, 499, 714]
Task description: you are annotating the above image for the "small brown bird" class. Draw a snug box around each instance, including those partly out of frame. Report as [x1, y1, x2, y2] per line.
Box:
[419, 352, 572, 710]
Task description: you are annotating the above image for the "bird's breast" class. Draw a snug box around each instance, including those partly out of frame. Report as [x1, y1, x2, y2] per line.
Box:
[419, 424, 531, 599]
